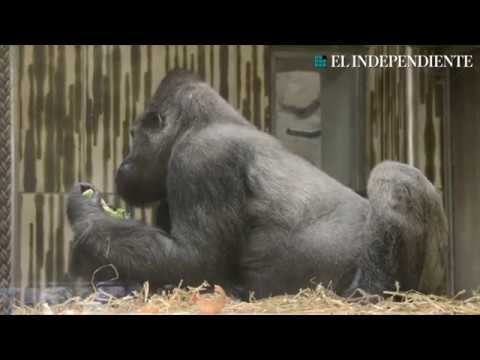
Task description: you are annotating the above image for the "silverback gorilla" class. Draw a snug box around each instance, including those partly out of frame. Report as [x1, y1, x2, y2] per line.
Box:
[65, 69, 448, 301]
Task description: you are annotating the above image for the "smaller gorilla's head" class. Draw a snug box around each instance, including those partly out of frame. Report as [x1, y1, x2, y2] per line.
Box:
[115, 69, 203, 206]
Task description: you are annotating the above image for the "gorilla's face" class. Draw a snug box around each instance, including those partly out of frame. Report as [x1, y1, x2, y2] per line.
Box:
[115, 110, 173, 206]
[115, 70, 202, 206]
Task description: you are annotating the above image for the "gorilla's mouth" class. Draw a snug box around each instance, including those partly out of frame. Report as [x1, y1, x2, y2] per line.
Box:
[118, 187, 166, 207]
[115, 161, 167, 207]
[115, 174, 165, 207]
[80, 184, 93, 194]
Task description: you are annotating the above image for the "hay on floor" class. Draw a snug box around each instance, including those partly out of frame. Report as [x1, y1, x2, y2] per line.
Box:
[12, 283, 480, 315]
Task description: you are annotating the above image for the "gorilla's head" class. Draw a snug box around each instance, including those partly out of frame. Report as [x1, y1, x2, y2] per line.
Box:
[115, 69, 203, 206]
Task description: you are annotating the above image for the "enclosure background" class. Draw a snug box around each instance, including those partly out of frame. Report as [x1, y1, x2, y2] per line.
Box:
[12, 45, 447, 294]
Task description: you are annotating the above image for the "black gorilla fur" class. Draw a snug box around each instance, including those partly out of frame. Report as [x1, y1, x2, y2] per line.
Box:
[64, 69, 448, 301]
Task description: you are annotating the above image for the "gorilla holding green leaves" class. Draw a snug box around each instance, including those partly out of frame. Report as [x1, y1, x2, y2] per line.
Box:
[66, 69, 448, 301]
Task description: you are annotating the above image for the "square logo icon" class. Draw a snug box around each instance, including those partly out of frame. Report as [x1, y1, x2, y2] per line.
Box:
[314, 55, 328, 69]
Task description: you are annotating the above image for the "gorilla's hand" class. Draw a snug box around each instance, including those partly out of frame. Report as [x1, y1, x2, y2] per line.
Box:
[66, 182, 104, 228]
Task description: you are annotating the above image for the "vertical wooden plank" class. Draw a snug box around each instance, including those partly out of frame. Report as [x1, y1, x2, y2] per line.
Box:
[252, 45, 261, 129]
[86, 45, 107, 191]
[197, 45, 206, 80]
[227, 45, 238, 109]
[256, 45, 266, 131]
[176, 45, 184, 69]
[236, 45, 242, 113]
[212, 45, 221, 92]
[425, 68, 436, 184]
[169, 45, 177, 72]
[151, 45, 167, 92]
[219, 45, 229, 101]
[239, 45, 253, 122]
[263, 45, 271, 132]
[186, 45, 198, 73]
[434, 81, 444, 189]
[204, 45, 212, 83]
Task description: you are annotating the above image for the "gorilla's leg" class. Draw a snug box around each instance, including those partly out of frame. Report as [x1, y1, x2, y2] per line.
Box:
[352, 161, 448, 296]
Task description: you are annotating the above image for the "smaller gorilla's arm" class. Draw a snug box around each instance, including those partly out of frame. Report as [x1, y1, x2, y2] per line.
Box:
[67, 184, 200, 287]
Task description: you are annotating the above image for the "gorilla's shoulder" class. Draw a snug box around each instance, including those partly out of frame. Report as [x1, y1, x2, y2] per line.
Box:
[174, 123, 259, 159]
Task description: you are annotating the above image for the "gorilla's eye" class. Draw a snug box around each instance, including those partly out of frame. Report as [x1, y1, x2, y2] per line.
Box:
[143, 112, 165, 130]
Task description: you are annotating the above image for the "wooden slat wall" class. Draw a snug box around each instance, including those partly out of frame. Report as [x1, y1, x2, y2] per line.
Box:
[14, 45, 86, 293]
[411, 48, 446, 192]
[16, 45, 86, 194]
[366, 45, 445, 192]
[13, 45, 271, 291]
[366, 45, 409, 170]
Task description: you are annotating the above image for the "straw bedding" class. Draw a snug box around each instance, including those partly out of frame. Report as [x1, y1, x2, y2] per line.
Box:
[12, 282, 480, 315]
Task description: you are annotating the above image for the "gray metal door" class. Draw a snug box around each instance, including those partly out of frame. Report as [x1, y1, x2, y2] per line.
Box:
[271, 47, 366, 193]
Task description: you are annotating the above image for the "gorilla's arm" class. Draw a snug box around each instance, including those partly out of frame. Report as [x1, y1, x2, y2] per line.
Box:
[166, 131, 251, 285]
[67, 184, 199, 287]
